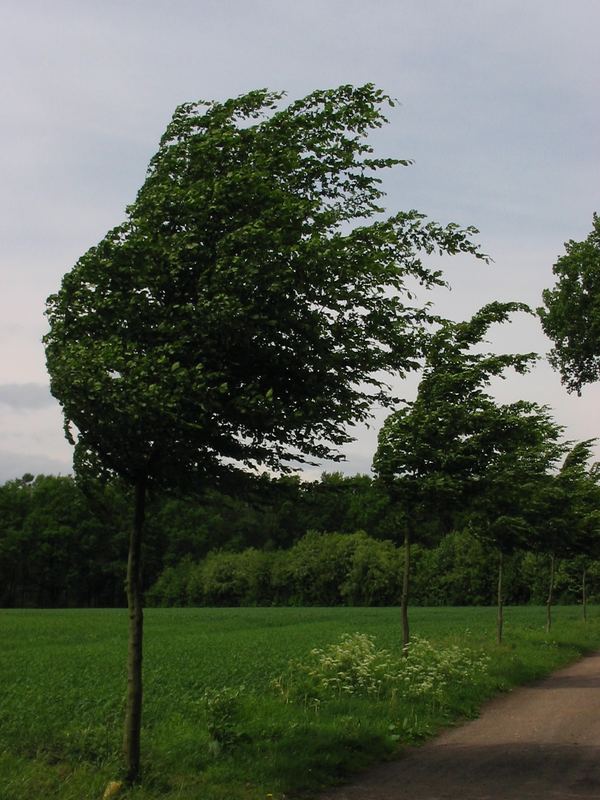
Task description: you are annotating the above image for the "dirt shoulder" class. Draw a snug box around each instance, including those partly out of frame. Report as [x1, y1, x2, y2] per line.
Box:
[319, 651, 600, 800]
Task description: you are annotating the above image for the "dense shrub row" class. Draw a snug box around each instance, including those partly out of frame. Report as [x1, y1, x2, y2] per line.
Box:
[4, 473, 598, 609]
[147, 529, 600, 608]
[0, 472, 395, 608]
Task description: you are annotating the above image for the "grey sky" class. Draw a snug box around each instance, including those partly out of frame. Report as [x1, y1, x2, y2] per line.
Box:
[1, 0, 599, 482]
[0, 383, 54, 410]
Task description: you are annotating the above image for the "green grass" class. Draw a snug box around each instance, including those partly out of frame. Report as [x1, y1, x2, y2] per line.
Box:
[1, 606, 600, 800]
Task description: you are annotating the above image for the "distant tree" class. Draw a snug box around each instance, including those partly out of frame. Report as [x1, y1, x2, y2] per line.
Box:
[373, 302, 536, 649]
[0, 475, 128, 608]
[533, 441, 600, 630]
[539, 214, 600, 393]
[467, 405, 564, 642]
[44, 85, 484, 782]
[577, 460, 600, 620]
[0, 476, 33, 607]
[301, 473, 392, 538]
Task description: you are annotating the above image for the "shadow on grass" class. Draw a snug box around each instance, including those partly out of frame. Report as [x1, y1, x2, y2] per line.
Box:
[230, 721, 397, 797]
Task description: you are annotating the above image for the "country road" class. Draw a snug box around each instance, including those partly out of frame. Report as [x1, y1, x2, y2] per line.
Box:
[320, 651, 600, 800]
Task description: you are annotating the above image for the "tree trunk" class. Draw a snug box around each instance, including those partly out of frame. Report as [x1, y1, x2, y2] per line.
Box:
[583, 565, 587, 623]
[497, 551, 504, 645]
[546, 553, 555, 633]
[123, 476, 146, 784]
[401, 525, 411, 653]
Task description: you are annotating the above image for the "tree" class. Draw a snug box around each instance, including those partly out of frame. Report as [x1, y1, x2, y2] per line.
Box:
[373, 302, 536, 649]
[539, 214, 600, 393]
[44, 85, 484, 782]
[0, 475, 34, 607]
[466, 406, 564, 642]
[532, 441, 600, 630]
[0, 474, 128, 608]
[575, 460, 600, 621]
[301, 473, 393, 538]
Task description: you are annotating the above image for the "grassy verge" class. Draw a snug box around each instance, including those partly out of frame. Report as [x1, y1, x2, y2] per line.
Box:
[1, 606, 599, 799]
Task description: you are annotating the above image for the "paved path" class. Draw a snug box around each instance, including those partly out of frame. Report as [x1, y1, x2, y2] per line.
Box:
[320, 652, 600, 800]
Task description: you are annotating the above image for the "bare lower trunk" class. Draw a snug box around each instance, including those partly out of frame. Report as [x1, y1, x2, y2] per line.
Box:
[583, 566, 587, 623]
[497, 551, 504, 645]
[401, 526, 411, 653]
[546, 553, 555, 633]
[123, 476, 146, 784]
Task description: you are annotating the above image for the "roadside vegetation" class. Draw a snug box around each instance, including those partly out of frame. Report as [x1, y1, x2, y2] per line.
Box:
[1, 606, 600, 800]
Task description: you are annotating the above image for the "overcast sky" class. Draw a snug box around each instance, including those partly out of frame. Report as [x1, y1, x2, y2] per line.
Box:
[1, 0, 599, 483]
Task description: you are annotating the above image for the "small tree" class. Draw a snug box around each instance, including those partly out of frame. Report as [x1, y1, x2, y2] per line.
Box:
[533, 441, 600, 630]
[577, 461, 600, 620]
[44, 85, 483, 782]
[466, 405, 564, 642]
[564, 450, 600, 623]
[373, 302, 536, 649]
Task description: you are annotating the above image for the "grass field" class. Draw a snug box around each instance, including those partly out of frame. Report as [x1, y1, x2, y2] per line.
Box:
[1, 606, 600, 800]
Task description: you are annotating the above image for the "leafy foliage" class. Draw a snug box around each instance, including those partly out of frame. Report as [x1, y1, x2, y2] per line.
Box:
[373, 302, 539, 532]
[5, 471, 600, 610]
[539, 213, 600, 393]
[467, 405, 565, 556]
[0, 475, 128, 608]
[200, 685, 246, 754]
[44, 85, 484, 488]
[146, 528, 600, 608]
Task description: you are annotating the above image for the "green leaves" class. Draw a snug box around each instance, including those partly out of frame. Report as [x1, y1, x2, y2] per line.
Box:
[539, 213, 600, 394]
[373, 303, 551, 542]
[45, 84, 484, 490]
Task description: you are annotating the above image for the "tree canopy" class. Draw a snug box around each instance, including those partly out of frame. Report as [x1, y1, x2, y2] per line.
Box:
[373, 301, 538, 521]
[539, 213, 600, 393]
[45, 85, 484, 491]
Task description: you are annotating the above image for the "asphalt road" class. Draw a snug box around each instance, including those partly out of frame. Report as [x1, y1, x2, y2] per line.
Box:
[319, 651, 600, 800]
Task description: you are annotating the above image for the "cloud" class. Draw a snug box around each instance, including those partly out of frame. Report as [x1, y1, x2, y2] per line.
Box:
[0, 383, 55, 411]
[0, 450, 71, 485]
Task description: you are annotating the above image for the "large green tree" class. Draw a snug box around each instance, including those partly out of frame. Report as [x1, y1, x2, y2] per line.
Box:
[539, 214, 600, 392]
[373, 302, 536, 648]
[44, 85, 483, 782]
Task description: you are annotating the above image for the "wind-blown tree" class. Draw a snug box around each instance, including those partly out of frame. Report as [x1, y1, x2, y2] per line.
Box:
[539, 218, 600, 624]
[539, 214, 600, 393]
[533, 441, 600, 631]
[466, 405, 564, 643]
[373, 302, 536, 649]
[44, 85, 484, 783]
[576, 460, 600, 620]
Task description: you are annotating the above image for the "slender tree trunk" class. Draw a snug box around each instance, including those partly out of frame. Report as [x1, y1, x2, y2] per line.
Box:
[546, 553, 555, 633]
[582, 565, 587, 623]
[123, 476, 146, 784]
[497, 551, 504, 645]
[401, 525, 411, 653]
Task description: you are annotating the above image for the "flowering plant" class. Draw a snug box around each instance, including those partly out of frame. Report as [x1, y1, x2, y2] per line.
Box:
[273, 632, 489, 706]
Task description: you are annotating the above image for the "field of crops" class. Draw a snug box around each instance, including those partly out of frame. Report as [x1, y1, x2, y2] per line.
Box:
[2, 606, 600, 800]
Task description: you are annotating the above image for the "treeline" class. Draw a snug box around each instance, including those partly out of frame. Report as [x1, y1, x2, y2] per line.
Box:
[147, 529, 600, 608]
[1, 471, 598, 609]
[0, 472, 393, 607]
